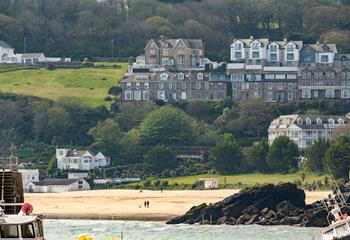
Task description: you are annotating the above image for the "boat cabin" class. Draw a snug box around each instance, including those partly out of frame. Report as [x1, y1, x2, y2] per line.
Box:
[321, 216, 350, 240]
[0, 215, 44, 239]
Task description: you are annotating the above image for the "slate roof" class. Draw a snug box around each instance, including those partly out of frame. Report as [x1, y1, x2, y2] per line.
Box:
[273, 41, 303, 49]
[31, 179, 80, 186]
[66, 150, 95, 157]
[21, 53, 45, 58]
[150, 38, 204, 50]
[0, 40, 13, 49]
[307, 44, 337, 53]
[235, 38, 269, 47]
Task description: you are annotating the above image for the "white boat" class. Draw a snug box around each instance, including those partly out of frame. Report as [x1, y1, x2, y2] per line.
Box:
[0, 202, 44, 239]
[320, 204, 350, 240]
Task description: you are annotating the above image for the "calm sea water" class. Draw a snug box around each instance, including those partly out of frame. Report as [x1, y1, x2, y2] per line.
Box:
[44, 219, 322, 240]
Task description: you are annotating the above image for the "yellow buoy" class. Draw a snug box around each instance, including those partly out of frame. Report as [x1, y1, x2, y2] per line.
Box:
[86, 236, 93, 240]
[78, 235, 87, 240]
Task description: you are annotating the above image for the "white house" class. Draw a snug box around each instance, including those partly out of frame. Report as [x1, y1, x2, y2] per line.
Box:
[17, 53, 46, 65]
[28, 178, 90, 193]
[268, 114, 349, 149]
[18, 169, 39, 192]
[0, 40, 18, 63]
[56, 148, 110, 171]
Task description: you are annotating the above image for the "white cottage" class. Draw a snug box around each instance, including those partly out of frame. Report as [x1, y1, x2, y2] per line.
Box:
[28, 178, 90, 193]
[0, 40, 18, 63]
[18, 169, 39, 192]
[56, 148, 110, 171]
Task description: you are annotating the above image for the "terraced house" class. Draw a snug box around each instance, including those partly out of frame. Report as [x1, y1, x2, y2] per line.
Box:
[122, 36, 350, 103]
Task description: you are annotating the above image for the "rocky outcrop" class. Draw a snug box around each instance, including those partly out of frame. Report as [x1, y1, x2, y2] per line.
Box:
[167, 183, 336, 227]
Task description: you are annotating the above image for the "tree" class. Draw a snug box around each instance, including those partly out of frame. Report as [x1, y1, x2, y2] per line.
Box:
[267, 136, 299, 173]
[325, 136, 350, 179]
[304, 139, 330, 172]
[210, 134, 242, 174]
[238, 98, 275, 137]
[88, 119, 123, 164]
[245, 140, 269, 172]
[138, 106, 195, 146]
[47, 106, 71, 143]
[143, 145, 177, 175]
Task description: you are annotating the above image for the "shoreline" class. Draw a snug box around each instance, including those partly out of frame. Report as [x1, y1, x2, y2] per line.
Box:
[25, 189, 331, 221]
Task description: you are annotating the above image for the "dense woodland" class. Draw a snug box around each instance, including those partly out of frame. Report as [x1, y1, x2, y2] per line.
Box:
[1, 0, 350, 60]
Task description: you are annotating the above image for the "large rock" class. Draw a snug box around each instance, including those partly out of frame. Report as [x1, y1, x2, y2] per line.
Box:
[166, 183, 307, 225]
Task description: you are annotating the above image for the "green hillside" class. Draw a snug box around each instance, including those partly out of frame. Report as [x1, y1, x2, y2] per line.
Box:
[0, 63, 127, 107]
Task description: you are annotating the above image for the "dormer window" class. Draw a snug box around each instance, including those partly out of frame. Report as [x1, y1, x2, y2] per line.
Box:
[316, 118, 322, 125]
[197, 73, 204, 80]
[305, 118, 311, 125]
[338, 118, 345, 125]
[252, 42, 260, 50]
[160, 73, 168, 81]
[150, 49, 155, 55]
[286, 44, 295, 52]
[297, 118, 303, 125]
[328, 118, 335, 126]
[178, 48, 184, 55]
[178, 72, 184, 80]
[251, 42, 260, 59]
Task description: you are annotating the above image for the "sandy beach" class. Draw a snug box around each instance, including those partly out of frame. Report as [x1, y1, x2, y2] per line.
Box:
[24, 189, 331, 221]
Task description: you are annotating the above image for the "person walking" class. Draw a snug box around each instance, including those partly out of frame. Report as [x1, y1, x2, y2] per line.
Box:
[146, 200, 150, 208]
[144, 201, 147, 208]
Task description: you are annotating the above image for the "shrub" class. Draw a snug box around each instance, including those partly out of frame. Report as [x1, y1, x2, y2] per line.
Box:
[143, 179, 151, 187]
[153, 179, 161, 187]
[161, 180, 169, 188]
[104, 96, 112, 101]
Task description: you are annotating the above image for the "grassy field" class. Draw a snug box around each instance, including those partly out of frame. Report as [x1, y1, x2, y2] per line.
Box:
[0, 63, 128, 107]
[122, 172, 330, 189]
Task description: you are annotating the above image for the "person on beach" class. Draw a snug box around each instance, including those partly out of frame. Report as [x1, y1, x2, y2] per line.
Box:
[146, 200, 150, 208]
[144, 201, 147, 208]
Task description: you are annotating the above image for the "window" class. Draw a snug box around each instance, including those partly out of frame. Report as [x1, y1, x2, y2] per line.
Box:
[321, 55, 329, 63]
[252, 51, 260, 59]
[252, 42, 260, 50]
[178, 48, 184, 55]
[195, 82, 201, 89]
[126, 82, 131, 89]
[169, 82, 173, 89]
[270, 53, 278, 61]
[205, 82, 209, 89]
[267, 82, 273, 90]
[235, 43, 242, 50]
[177, 57, 184, 64]
[326, 89, 335, 98]
[328, 118, 335, 126]
[306, 118, 311, 125]
[341, 89, 350, 99]
[197, 73, 204, 80]
[135, 82, 140, 90]
[297, 118, 303, 125]
[267, 91, 273, 102]
[302, 89, 311, 99]
[254, 83, 259, 90]
[125, 90, 133, 100]
[143, 91, 149, 100]
[159, 82, 164, 89]
[288, 83, 293, 90]
[253, 91, 260, 97]
[231, 74, 244, 81]
[136, 75, 148, 80]
[287, 91, 294, 101]
[144, 82, 149, 89]
[181, 92, 187, 100]
[316, 118, 322, 125]
[270, 44, 278, 52]
[173, 82, 177, 89]
[162, 49, 169, 56]
[178, 72, 185, 80]
[304, 55, 311, 62]
[160, 73, 168, 81]
[134, 91, 142, 101]
[277, 83, 283, 90]
[181, 82, 186, 89]
[286, 53, 294, 61]
[338, 118, 345, 125]
[149, 49, 155, 55]
[0, 225, 19, 238]
[157, 90, 165, 100]
[195, 92, 201, 99]
[235, 52, 242, 59]
[286, 44, 294, 52]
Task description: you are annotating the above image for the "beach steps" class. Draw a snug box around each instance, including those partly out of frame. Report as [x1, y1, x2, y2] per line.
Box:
[0, 170, 24, 214]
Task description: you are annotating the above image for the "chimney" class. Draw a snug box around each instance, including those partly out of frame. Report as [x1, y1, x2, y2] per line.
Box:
[250, 36, 254, 40]
[316, 41, 320, 46]
[284, 38, 287, 42]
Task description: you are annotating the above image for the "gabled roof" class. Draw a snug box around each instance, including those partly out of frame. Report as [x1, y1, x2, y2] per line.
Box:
[146, 36, 204, 50]
[335, 53, 350, 60]
[66, 150, 95, 157]
[232, 38, 269, 48]
[0, 40, 13, 49]
[21, 53, 45, 58]
[270, 40, 303, 49]
[31, 178, 82, 186]
[306, 44, 337, 53]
